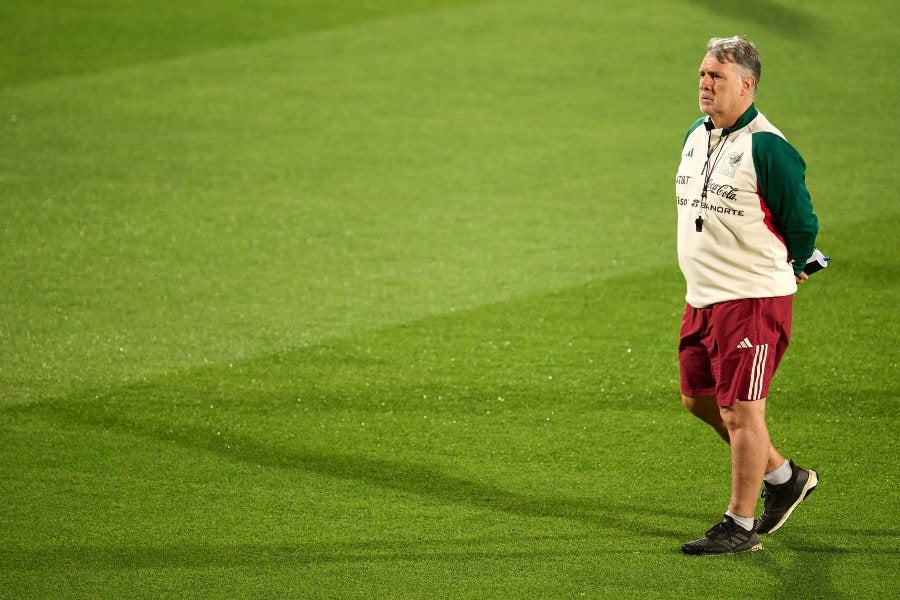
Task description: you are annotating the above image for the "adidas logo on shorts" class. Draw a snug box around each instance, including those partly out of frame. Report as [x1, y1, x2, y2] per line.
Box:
[736, 337, 753, 349]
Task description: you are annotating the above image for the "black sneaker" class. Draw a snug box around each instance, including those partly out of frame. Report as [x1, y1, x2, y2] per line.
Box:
[681, 515, 762, 555]
[756, 460, 819, 534]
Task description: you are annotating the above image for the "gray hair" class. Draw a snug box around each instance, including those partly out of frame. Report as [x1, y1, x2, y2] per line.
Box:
[707, 36, 761, 92]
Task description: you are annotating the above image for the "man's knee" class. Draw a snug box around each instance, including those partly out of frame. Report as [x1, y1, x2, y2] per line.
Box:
[720, 398, 768, 430]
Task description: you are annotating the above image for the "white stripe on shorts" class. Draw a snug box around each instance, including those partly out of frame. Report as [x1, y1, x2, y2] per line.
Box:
[748, 343, 769, 400]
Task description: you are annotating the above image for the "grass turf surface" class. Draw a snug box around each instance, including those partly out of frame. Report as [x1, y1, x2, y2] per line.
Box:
[1, 0, 898, 597]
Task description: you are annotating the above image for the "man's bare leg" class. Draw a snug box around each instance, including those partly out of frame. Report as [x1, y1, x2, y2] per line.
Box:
[682, 394, 784, 473]
[720, 398, 772, 518]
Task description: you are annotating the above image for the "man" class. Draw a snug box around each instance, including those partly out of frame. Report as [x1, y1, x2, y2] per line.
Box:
[674, 36, 820, 555]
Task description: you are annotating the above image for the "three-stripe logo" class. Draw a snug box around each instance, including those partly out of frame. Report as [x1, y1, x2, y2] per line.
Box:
[748, 343, 769, 400]
[736, 338, 769, 399]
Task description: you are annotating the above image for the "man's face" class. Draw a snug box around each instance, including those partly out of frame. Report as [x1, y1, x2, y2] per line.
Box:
[698, 52, 752, 126]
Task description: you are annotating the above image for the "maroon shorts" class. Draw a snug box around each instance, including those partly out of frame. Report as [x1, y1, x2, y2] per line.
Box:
[678, 296, 793, 407]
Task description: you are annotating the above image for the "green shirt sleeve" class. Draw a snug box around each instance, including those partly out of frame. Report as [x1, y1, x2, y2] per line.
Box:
[751, 132, 819, 275]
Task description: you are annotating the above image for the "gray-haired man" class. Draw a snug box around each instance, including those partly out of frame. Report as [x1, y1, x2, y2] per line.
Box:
[675, 36, 821, 555]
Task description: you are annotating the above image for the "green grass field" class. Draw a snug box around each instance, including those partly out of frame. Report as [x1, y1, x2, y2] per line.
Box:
[2, 0, 898, 597]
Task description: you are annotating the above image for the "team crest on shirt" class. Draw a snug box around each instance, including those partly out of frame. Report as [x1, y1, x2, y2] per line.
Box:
[718, 152, 744, 177]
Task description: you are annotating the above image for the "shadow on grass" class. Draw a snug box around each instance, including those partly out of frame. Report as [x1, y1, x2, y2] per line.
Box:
[680, 0, 825, 38]
[4, 395, 705, 572]
[750, 540, 845, 599]
[16, 391, 695, 531]
[6, 521, 894, 574]
[2, 535, 642, 572]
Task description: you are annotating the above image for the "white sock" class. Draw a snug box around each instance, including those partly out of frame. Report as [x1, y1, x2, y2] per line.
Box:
[725, 511, 755, 531]
[764, 460, 792, 486]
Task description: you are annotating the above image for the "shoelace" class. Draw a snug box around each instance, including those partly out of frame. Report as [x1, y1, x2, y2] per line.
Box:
[705, 520, 733, 538]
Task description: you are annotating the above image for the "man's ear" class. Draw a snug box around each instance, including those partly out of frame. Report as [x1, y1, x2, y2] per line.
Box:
[742, 76, 756, 95]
